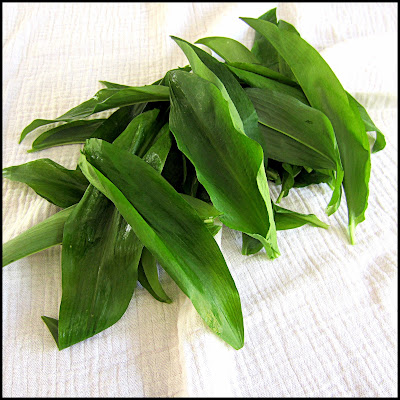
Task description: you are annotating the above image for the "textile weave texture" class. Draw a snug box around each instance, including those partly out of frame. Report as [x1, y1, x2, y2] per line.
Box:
[3, 2, 398, 397]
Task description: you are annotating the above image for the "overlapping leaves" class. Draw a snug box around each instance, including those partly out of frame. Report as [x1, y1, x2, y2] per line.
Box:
[3, 7, 385, 351]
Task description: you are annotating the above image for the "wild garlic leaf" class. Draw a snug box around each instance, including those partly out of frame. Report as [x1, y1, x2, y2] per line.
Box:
[241, 17, 370, 243]
[250, 7, 280, 70]
[276, 163, 302, 203]
[19, 85, 169, 143]
[193, 35, 293, 85]
[138, 248, 172, 304]
[195, 36, 260, 64]
[3, 159, 89, 208]
[228, 65, 308, 103]
[242, 203, 329, 255]
[347, 93, 386, 153]
[2, 205, 76, 267]
[246, 87, 343, 215]
[28, 119, 106, 152]
[168, 70, 279, 259]
[48, 110, 171, 350]
[273, 204, 330, 231]
[78, 138, 244, 350]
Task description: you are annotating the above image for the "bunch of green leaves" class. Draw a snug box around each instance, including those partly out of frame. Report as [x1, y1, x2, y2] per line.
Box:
[2, 8, 384, 350]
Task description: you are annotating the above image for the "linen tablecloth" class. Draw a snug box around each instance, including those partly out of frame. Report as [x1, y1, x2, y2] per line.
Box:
[3, 3, 397, 397]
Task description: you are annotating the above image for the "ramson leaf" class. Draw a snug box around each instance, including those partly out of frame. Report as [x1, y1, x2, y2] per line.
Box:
[241, 17, 371, 243]
[78, 138, 244, 350]
[168, 70, 279, 259]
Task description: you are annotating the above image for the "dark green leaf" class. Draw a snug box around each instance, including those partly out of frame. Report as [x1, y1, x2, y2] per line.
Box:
[138, 248, 172, 304]
[276, 163, 302, 203]
[241, 17, 370, 242]
[168, 70, 279, 259]
[250, 8, 280, 70]
[2, 205, 76, 267]
[246, 87, 343, 215]
[28, 119, 106, 152]
[228, 61, 296, 85]
[78, 138, 244, 350]
[48, 109, 171, 350]
[19, 85, 169, 143]
[293, 168, 333, 188]
[228, 64, 308, 103]
[3, 159, 89, 208]
[195, 36, 260, 64]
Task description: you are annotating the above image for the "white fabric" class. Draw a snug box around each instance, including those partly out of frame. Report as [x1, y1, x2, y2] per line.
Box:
[2, 2, 397, 397]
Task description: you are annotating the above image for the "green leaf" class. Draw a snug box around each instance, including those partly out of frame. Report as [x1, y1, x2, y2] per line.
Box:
[168, 70, 279, 259]
[78, 138, 244, 350]
[246, 87, 343, 214]
[180, 194, 223, 236]
[195, 36, 261, 64]
[293, 168, 333, 188]
[3, 159, 89, 208]
[91, 85, 170, 114]
[276, 163, 302, 203]
[99, 81, 131, 89]
[171, 36, 257, 139]
[228, 64, 308, 103]
[180, 194, 222, 221]
[250, 8, 280, 70]
[57, 185, 144, 350]
[273, 204, 330, 230]
[48, 109, 171, 350]
[242, 203, 329, 255]
[228, 61, 296, 86]
[347, 93, 386, 153]
[138, 248, 172, 304]
[19, 85, 169, 143]
[241, 17, 370, 243]
[2, 205, 76, 267]
[27, 104, 148, 153]
[27, 119, 106, 152]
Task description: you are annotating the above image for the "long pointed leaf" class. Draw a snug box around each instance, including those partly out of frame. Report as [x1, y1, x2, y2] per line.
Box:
[242, 203, 329, 255]
[241, 18, 371, 243]
[2, 205, 76, 267]
[246, 87, 344, 215]
[168, 70, 279, 259]
[19, 85, 169, 143]
[49, 110, 170, 350]
[195, 36, 261, 64]
[78, 138, 244, 350]
[138, 248, 172, 304]
[250, 8, 280, 69]
[3, 159, 88, 208]
[28, 119, 106, 152]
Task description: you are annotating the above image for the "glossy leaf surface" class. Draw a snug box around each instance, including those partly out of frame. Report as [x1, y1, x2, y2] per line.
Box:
[250, 8, 280, 69]
[246, 87, 343, 214]
[3, 159, 89, 208]
[19, 85, 169, 143]
[28, 119, 106, 152]
[53, 110, 169, 350]
[168, 70, 279, 259]
[195, 36, 260, 64]
[241, 17, 371, 243]
[78, 138, 244, 350]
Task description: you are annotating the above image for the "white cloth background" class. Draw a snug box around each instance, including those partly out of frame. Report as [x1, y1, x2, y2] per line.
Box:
[2, 2, 397, 397]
